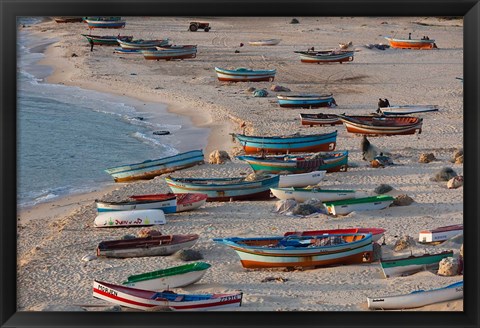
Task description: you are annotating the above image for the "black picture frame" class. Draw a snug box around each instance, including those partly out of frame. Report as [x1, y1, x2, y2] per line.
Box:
[1, 1, 479, 327]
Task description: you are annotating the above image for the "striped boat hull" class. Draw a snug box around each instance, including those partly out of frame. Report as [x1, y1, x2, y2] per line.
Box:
[85, 20, 126, 29]
[338, 115, 423, 136]
[380, 251, 454, 278]
[142, 48, 197, 60]
[277, 95, 335, 108]
[215, 67, 276, 82]
[296, 51, 354, 63]
[385, 37, 436, 49]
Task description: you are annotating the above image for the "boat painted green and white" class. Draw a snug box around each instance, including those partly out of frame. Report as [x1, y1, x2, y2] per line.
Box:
[380, 250, 454, 278]
[323, 195, 394, 216]
[270, 187, 356, 203]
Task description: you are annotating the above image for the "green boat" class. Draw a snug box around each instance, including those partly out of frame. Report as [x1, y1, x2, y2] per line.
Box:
[323, 195, 395, 216]
[380, 250, 454, 278]
[122, 262, 211, 291]
[81, 34, 133, 46]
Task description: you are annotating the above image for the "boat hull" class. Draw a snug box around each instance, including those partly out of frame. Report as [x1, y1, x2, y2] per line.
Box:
[284, 228, 386, 243]
[324, 195, 394, 216]
[385, 37, 436, 49]
[300, 113, 343, 126]
[278, 170, 326, 188]
[297, 51, 354, 63]
[379, 105, 439, 116]
[94, 209, 166, 228]
[215, 67, 276, 82]
[338, 115, 423, 136]
[380, 251, 454, 278]
[142, 47, 197, 60]
[277, 95, 335, 108]
[96, 198, 177, 213]
[418, 224, 463, 243]
[248, 39, 281, 46]
[130, 193, 208, 212]
[270, 187, 356, 203]
[85, 20, 126, 29]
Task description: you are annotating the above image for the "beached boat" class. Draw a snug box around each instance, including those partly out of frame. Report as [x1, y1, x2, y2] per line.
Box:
[295, 50, 354, 63]
[213, 233, 373, 268]
[418, 224, 463, 243]
[83, 16, 123, 22]
[378, 105, 439, 116]
[380, 250, 454, 278]
[85, 19, 126, 29]
[278, 170, 326, 188]
[94, 209, 166, 228]
[384, 36, 436, 49]
[248, 39, 281, 46]
[117, 38, 170, 50]
[270, 187, 356, 203]
[277, 94, 336, 108]
[165, 174, 279, 202]
[96, 233, 199, 258]
[122, 262, 211, 290]
[237, 151, 348, 174]
[104, 150, 204, 183]
[54, 17, 84, 23]
[300, 113, 343, 126]
[367, 281, 463, 310]
[231, 131, 337, 154]
[284, 227, 385, 242]
[130, 193, 208, 212]
[337, 115, 423, 136]
[93, 280, 243, 311]
[95, 196, 177, 213]
[113, 48, 144, 55]
[142, 45, 197, 60]
[214, 67, 276, 82]
[323, 195, 395, 216]
[81, 34, 133, 46]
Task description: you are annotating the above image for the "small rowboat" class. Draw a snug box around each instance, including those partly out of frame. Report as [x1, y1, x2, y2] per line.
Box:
[93, 280, 243, 311]
[270, 187, 357, 203]
[277, 94, 336, 108]
[284, 227, 386, 243]
[113, 48, 144, 55]
[384, 36, 436, 49]
[95, 196, 177, 213]
[142, 45, 197, 60]
[213, 233, 373, 268]
[323, 195, 395, 216]
[378, 105, 439, 116]
[122, 262, 211, 290]
[54, 17, 84, 23]
[380, 250, 454, 278]
[248, 39, 281, 46]
[231, 131, 337, 154]
[83, 16, 123, 22]
[237, 151, 348, 174]
[367, 281, 463, 310]
[165, 174, 279, 202]
[295, 50, 354, 63]
[278, 170, 326, 188]
[214, 67, 276, 82]
[337, 115, 423, 136]
[96, 234, 199, 258]
[81, 34, 133, 46]
[117, 38, 170, 50]
[300, 113, 343, 126]
[418, 224, 463, 243]
[94, 209, 166, 228]
[85, 19, 126, 29]
[130, 193, 208, 212]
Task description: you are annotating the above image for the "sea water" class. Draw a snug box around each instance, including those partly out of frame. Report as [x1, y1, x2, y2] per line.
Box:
[17, 18, 208, 208]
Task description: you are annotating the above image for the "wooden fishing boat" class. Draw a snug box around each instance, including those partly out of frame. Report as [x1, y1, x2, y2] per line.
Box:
[113, 48, 144, 55]
[130, 193, 208, 212]
[295, 50, 354, 63]
[214, 67, 276, 82]
[85, 19, 126, 29]
[284, 227, 385, 242]
[93, 280, 243, 311]
[117, 38, 170, 50]
[54, 17, 84, 23]
[337, 115, 423, 136]
[323, 195, 395, 216]
[384, 36, 436, 49]
[278, 170, 326, 188]
[277, 94, 336, 108]
[142, 45, 197, 60]
[104, 150, 204, 183]
[81, 34, 133, 46]
[83, 16, 123, 22]
[96, 233, 199, 258]
[94, 209, 166, 228]
[122, 262, 211, 290]
[380, 250, 454, 278]
[418, 224, 463, 243]
[237, 151, 348, 174]
[231, 131, 337, 154]
[248, 39, 281, 46]
[95, 196, 177, 213]
[165, 174, 279, 202]
[378, 105, 439, 116]
[300, 113, 343, 126]
[213, 233, 373, 268]
[270, 187, 356, 203]
[367, 281, 463, 310]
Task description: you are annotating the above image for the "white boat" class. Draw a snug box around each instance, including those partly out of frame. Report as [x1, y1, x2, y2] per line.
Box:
[278, 170, 326, 188]
[95, 197, 177, 213]
[270, 187, 356, 203]
[380, 250, 454, 278]
[248, 39, 281, 46]
[323, 195, 394, 216]
[378, 105, 439, 116]
[94, 209, 166, 228]
[418, 224, 463, 243]
[367, 281, 463, 310]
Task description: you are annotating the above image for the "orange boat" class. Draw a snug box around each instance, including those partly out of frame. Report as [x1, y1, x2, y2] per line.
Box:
[384, 36, 436, 49]
[337, 115, 423, 136]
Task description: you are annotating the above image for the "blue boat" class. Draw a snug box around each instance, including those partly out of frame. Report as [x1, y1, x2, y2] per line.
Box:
[277, 94, 336, 108]
[231, 131, 337, 154]
[105, 150, 204, 182]
[214, 67, 276, 82]
[165, 174, 280, 201]
[85, 19, 126, 29]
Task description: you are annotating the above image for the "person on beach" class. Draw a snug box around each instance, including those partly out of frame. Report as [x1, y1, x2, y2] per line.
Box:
[88, 39, 94, 52]
[408, 33, 412, 40]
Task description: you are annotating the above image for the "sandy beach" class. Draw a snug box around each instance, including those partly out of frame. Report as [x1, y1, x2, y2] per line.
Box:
[17, 16, 463, 311]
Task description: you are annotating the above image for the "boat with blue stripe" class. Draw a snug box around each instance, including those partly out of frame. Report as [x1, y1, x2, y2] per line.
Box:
[85, 19, 126, 29]
[277, 94, 336, 108]
[95, 196, 177, 213]
[214, 67, 276, 82]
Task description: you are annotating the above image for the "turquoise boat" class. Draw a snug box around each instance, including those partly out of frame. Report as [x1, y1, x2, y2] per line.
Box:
[215, 67, 276, 82]
[323, 195, 395, 216]
[237, 151, 348, 173]
[81, 34, 133, 46]
[380, 250, 454, 278]
[105, 150, 204, 182]
[165, 174, 279, 201]
[85, 19, 126, 29]
[277, 94, 336, 108]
